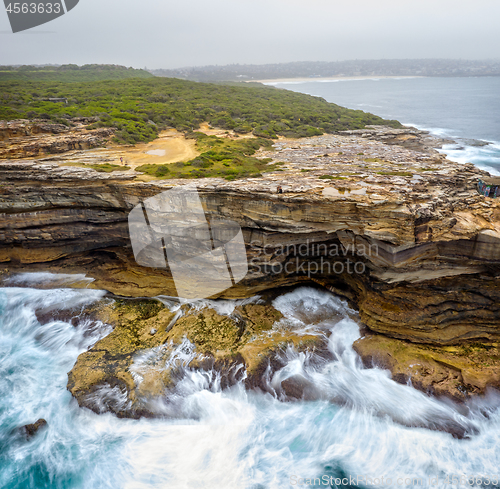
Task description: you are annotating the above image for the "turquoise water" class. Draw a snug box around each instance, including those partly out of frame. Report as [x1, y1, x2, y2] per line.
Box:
[269, 76, 500, 175]
[3, 77, 500, 487]
[1, 279, 500, 488]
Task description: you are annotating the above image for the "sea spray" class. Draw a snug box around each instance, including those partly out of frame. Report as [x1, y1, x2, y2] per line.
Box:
[0, 278, 499, 488]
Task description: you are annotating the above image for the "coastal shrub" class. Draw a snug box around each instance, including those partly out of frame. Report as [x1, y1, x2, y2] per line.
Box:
[156, 165, 170, 176]
[135, 134, 280, 181]
[0, 76, 402, 145]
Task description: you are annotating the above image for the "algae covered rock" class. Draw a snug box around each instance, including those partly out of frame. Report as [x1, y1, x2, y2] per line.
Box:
[67, 295, 328, 417]
[18, 419, 48, 439]
[67, 298, 178, 417]
[353, 333, 500, 401]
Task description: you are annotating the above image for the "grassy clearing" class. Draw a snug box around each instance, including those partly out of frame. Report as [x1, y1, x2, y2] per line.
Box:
[135, 132, 282, 181]
[62, 162, 130, 172]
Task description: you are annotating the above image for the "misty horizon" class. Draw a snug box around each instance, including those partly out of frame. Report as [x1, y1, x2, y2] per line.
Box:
[1, 0, 499, 68]
[3, 58, 500, 73]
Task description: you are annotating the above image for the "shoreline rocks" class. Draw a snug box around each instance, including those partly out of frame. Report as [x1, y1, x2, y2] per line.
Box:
[1, 124, 500, 410]
[1, 136, 499, 344]
[354, 333, 500, 401]
[18, 419, 48, 439]
[66, 295, 327, 418]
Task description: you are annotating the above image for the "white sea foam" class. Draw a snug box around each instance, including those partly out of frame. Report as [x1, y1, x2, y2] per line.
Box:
[438, 142, 500, 176]
[402, 122, 500, 175]
[1, 285, 499, 489]
[3, 272, 95, 287]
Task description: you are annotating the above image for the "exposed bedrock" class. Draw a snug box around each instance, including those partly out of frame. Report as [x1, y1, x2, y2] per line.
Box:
[0, 119, 113, 159]
[353, 332, 500, 402]
[64, 297, 328, 418]
[1, 132, 500, 345]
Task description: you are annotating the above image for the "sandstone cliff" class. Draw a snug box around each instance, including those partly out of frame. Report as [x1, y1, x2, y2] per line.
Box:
[0, 119, 113, 159]
[1, 128, 499, 344]
[2, 126, 500, 413]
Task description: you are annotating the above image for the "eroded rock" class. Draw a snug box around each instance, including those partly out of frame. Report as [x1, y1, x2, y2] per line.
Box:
[19, 419, 48, 439]
[1, 129, 500, 345]
[353, 333, 500, 401]
[66, 296, 327, 417]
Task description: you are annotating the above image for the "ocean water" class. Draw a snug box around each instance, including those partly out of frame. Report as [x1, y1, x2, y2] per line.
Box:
[1, 277, 500, 488]
[3, 77, 500, 487]
[268, 76, 500, 175]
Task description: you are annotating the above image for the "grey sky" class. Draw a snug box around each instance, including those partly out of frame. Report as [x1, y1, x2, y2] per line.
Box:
[1, 0, 499, 69]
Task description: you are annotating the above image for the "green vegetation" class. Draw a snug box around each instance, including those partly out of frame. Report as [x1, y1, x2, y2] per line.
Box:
[151, 60, 500, 83]
[0, 64, 153, 82]
[136, 132, 281, 180]
[318, 175, 346, 180]
[0, 76, 402, 145]
[63, 162, 130, 172]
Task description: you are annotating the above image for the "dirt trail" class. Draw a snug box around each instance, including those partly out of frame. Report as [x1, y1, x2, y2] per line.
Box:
[108, 129, 199, 171]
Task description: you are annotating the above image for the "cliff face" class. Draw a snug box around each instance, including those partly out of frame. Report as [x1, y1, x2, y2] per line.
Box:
[1, 129, 500, 345]
[0, 120, 113, 159]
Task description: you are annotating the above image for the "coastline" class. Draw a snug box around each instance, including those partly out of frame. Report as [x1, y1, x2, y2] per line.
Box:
[257, 75, 500, 177]
[252, 75, 424, 84]
[2, 122, 500, 447]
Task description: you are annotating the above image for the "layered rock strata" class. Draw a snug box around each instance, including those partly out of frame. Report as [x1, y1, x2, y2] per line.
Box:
[1, 128, 500, 345]
[0, 119, 113, 159]
[2, 124, 500, 413]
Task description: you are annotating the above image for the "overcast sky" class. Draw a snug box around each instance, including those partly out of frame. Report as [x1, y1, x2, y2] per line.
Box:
[1, 0, 499, 69]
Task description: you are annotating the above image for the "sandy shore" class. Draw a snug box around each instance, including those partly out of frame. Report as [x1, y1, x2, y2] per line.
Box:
[253, 75, 424, 84]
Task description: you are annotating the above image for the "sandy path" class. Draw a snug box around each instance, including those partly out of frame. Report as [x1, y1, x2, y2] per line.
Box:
[45, 126, 257, 181]
[110, 129, 199, 171]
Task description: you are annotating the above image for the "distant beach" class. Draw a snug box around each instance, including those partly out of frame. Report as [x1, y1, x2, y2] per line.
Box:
[264, 75, 500, 176]
[253, 75, 424, 84]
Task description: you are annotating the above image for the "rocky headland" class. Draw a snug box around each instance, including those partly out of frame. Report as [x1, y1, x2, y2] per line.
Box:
[2, 124, 500, 415]
[0, 119, 114, 159]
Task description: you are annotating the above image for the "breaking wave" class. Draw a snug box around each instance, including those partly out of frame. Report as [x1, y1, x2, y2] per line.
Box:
[0, 279, 499, 488]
